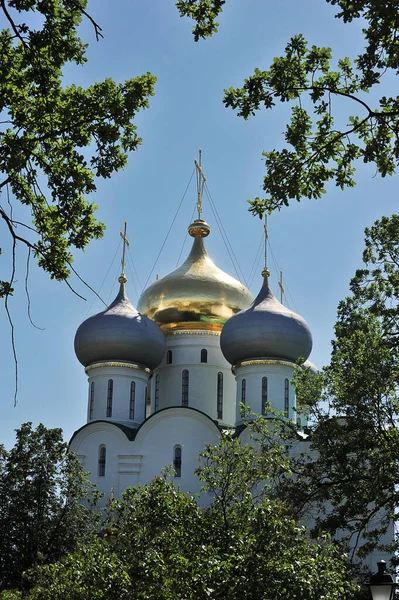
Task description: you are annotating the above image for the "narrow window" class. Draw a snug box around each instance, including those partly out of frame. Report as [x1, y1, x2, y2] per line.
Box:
[174, 445, 182, 477]
[200, 349, 207, 363]
[261, 377, 268, 416]
[98, 446, 106, 477]
[241, 378, 246, 405]
[89, 381, 95, 420]
[106, 379, 113, 417]
[166, 350, 173, 365]
[284, 378, 289, 417]
[129, 381, 135, 419]
[297, 417, 301, 429]
[217, 372, 223, 419]
[155, 374, 160, 411]
[182, 370, 189, 407]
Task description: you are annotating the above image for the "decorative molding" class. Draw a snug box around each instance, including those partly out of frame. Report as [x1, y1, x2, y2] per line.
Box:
[86, 362, 151, 374]
[118, 454, 142, 475]
[168, 330, 220, 337]
[236, 359, 296, 369]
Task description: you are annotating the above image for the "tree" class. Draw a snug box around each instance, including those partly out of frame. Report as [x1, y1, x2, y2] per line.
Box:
[20, 431, 358, 600]
[0, 0, 155, 299]
[0, 423, 101, 593]
[286, 214, 399, 561]
[177, 1, 399, 214]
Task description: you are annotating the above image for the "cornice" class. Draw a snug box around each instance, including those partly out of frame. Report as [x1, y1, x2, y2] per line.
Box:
[85, 361, 151, 374]
[167, 330, 220, 337]
[235, 358, 296, 369]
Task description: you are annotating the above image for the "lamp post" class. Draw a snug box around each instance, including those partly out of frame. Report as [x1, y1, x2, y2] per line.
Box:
[369, 560, 397, 600]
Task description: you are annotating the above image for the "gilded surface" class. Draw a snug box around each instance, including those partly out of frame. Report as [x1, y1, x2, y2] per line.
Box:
[86, 361, 151, 373]
[138, 233, 253, 332]
[168, 329, 221, 337]
[237, 359, 296, 368]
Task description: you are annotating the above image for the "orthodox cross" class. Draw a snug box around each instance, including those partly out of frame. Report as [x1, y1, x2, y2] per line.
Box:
[194, 148, 206, 219]
[119, 221, 130, 282]
[264, 214, 268, 272]
[278, 270, 284, 304]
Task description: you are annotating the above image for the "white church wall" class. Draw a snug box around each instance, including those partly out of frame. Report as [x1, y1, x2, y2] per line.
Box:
[151, 331, 236, 425]
[134, 407, 222, 496]
[69, 421, 140, 500]
[85, 362, 150, 425]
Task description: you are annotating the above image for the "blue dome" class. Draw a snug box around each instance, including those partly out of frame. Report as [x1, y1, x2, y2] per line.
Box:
[74, 283, 165, 369]
[221, 273, 312, 365]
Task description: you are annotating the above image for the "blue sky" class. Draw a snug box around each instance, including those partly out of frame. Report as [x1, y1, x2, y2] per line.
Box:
[1, 0, 398, 449]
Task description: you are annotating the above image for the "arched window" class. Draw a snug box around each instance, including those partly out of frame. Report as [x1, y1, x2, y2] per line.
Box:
[89, 381, 95, 420]
[98, 445, 106, 477]
[155, 374, 160, 411]
[106, 379, 113, 417]
[182, 370, 189, 406]
[129, 381, 135, 420]
[166, 350, 173, 365]
[241, 379, 246, 405]
[174, 445, 182, 477]
[217, 372, 223, 419]
[284, 378, 289, 417]
[261, 377, 268, 416]
[200, 349, 207, 363]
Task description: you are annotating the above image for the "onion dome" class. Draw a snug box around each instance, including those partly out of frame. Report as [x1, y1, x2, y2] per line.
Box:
[302, 359, 318, 374]
[220, 269, 312, 365]
[137, 219, 253, 332]
[74, 279, 165, 369]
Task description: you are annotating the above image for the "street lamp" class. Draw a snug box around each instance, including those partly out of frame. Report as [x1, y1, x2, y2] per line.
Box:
[369, 560, 397, 600]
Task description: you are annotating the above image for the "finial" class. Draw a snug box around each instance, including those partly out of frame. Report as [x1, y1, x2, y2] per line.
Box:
[188, 219, 211, 238]
[194, 148, 206, 220]
[119, 221, 129, 284]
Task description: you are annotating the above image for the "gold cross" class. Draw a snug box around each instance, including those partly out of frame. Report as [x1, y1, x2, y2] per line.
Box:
[278, 270, 284, 304]
[194, 148, 206, 219]
[119, 221, 130, 282]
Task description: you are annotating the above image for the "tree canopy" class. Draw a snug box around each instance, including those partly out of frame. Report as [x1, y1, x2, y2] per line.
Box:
[14, 429, 358, 600]
[287, 214, 399, 561]
[178, 0, 399, 214]
[0, 423, 100, 593]
[0, 0, 155, 299]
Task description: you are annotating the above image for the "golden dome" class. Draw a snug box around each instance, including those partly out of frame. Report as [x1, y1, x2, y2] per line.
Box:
[137, 220, 253, 332]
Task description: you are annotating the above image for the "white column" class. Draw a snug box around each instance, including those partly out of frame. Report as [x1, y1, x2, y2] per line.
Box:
[233, 359, 296, 425]
[85, 362, 151, 426]
[150, 331, 236, 426]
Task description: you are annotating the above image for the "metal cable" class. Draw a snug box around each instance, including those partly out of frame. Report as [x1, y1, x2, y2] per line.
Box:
[248, 231, 264, 288]
[175, 202, 197, 267]
[83, 239, 121, 318]
[143, 167, 195, 290]
[127, 245, 143, 293]
[204, 183, 248, 286]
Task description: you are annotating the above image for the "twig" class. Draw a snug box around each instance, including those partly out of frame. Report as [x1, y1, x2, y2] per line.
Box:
[67, 261, 107, 306]
[25, 247, 44, 330]
[5, 236, 18, 406]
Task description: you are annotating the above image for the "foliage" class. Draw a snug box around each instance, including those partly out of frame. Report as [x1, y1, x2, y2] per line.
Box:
[0, 0, 156, 298]
[0, 423, 101, 593]
[289, 215, 399, 561]
[27, 539, 132, 600]
[20, 430, 357, 600]
[178, 1, 399, 214]
[177, 0, 226, 41]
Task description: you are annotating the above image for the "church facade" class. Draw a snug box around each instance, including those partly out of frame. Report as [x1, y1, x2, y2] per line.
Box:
[70, 215, 315, 500]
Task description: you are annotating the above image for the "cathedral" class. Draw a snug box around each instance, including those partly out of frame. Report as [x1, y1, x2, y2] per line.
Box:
[67, 158, 393, 573]
[69, 204, 315, 499]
